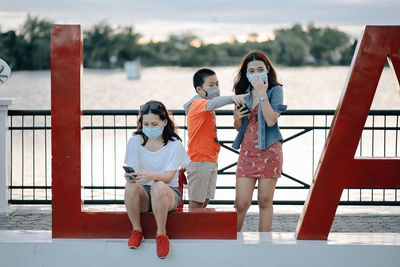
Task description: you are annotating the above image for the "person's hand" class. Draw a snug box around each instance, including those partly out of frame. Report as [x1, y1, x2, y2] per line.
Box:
[134, 170, 152, 185]
[124, 172, 137, 183]
[234, 105, 249, 120]
[231, 93, 249, 106]
[251, 75, 268, 97]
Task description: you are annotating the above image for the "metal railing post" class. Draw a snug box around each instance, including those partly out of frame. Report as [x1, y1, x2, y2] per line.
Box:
[0, 99, 13, 214]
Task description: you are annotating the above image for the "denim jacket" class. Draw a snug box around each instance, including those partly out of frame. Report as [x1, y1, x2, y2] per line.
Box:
[232, 85, 287, 150]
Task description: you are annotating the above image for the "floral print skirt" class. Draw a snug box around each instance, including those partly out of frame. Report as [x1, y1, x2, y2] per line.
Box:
[236, 105, 283, 179]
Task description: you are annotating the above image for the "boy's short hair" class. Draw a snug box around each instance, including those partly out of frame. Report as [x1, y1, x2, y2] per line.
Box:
[193, 68, 216, 89]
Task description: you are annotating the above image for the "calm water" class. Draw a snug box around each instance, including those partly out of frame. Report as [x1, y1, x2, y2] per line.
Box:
[1, 66, 399, 110]
[2, 66, 400, 211]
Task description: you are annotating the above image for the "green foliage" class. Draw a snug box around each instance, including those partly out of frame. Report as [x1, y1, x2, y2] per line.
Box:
[0, 15, 357, 70]
[340, 40, 358, 65]
[0, 14, 51, 70]
[307, 23, 350, 64]
[83, 21, 114, 68]
[273, 24, 307, 66]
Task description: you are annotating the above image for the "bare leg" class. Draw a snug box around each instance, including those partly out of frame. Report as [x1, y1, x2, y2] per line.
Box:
[234, 178, 257, 232]
[124, 182, 150, 231]
[189, 199, 210, 208]
[189, 200, 204, 208]
[257, 178, 277, 232]
[202, 199, 210, 208]
[150, 182, 176, 236]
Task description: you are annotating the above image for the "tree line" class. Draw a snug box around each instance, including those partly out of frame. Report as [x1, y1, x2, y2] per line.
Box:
[0, 15, 357, 70]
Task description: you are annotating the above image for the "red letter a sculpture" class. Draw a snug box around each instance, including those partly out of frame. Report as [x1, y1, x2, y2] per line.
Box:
[295, 26, 400, 240]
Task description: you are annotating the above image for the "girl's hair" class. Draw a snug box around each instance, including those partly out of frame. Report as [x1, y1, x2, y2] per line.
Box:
[134, 100, 182, 146]
[233, 50, 282, 95]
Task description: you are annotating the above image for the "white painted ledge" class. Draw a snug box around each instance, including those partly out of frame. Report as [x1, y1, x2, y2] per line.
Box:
[1, 231, 399, 267]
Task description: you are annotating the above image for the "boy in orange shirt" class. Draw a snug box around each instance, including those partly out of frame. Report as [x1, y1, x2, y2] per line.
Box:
[183, 68, 247, 208]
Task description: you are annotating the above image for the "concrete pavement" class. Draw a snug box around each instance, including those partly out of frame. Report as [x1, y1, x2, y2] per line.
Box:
[1, 207, 400, 233]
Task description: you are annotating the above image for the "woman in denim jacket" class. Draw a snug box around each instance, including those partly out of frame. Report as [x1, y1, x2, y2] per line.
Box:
[232, 50, 287, 232]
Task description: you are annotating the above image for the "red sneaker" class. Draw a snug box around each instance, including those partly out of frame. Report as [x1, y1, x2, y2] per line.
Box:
[156, 234, 170, 259]
[128, 230, 143, 249]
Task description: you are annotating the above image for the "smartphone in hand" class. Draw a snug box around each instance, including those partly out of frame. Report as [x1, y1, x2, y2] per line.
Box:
[237, 103, 251, 114]
[123, 165, 135, 173]
[123, 165, 136, 180]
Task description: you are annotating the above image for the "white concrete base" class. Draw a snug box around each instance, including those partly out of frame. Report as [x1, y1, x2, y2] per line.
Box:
[1, 230, 399, 267]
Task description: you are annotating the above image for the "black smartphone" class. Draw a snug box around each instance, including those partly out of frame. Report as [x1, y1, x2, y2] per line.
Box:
[123, 165, 135, 173]
[123, 165, 136, 180]
[237, 103, 251, 114]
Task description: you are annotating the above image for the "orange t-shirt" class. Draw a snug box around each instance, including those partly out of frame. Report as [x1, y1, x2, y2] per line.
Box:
[187, 98, 220, 162]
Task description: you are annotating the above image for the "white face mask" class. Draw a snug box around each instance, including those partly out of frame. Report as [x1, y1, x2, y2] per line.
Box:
[202, 86, 220, 99]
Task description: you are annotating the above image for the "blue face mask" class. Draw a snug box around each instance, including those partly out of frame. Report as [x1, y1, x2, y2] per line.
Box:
[143, 126, 163, 140]
[246, 72, 268, 84]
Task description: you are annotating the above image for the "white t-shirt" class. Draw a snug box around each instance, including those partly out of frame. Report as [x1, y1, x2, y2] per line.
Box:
[124, 135, 190, 187]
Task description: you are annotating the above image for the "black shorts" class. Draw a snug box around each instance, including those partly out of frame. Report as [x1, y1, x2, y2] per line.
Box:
[142, 184, 182, 212]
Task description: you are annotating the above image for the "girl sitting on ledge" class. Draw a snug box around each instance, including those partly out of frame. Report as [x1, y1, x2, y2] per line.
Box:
[123, 100, 189, 259]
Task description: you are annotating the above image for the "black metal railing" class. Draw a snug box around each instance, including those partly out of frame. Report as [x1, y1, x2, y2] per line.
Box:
[7, 109, 400, 206]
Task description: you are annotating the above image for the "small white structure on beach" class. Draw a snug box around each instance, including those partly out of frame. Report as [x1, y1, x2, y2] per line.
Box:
[124, 58, 141, 80]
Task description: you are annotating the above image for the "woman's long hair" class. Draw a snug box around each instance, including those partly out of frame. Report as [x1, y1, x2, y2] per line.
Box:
[134, 100, 182, 146]
[233, 50, 282, 95]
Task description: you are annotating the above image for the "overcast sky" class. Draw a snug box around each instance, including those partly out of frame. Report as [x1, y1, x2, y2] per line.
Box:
[1, 0, 399, 42]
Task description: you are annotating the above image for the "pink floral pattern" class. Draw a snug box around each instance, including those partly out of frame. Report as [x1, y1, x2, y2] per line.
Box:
[236, 105, 283, 179]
